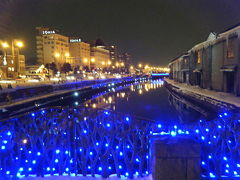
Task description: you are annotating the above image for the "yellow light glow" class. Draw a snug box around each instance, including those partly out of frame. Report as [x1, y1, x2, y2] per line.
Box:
[55, 52, 60, 58]
[121, 62, 124, 67]
[108, 61, 112, 65]
[15, 41, 24, 48]
[130, 66, 134, 69]
[1, 42, 9, 48]
[65, 52, 70, 57]
[138, 64, 142, 68]
[101, 61, 106, 65]
[92, 104, 96, 108]
[84, 58, 88, 63]
[116, 62, 119, 67]
[91, 58, 95, 62]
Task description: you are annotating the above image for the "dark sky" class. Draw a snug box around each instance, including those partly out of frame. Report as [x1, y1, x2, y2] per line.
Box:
[1, 0, 240, 66]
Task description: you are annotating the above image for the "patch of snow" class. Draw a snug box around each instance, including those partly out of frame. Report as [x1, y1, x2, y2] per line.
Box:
[165, 78, 240, 109]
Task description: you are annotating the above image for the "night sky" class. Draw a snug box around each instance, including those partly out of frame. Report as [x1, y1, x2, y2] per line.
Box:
[1, 0, 240, 66]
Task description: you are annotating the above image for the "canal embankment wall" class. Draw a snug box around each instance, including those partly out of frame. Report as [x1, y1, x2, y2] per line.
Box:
[0, 77, 136, 108]
[165, 78, 240, 112]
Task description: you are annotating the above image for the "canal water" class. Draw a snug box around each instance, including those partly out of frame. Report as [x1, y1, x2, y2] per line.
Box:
[0, 78, 239, 179]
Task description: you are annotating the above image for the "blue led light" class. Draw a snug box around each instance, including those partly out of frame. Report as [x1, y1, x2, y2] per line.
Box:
[119, 165, 122, 169]
[19, 167, 23, 171]
[55, 159, 59, 163]
[223, 157, 228, 161]
[107, 123, 111, 127]
[89, 151, 93, 156]
[74, 92, 79, 96]
[125, 172, 129, 176]
[98, 167, 102, 171]
[209, 172, 216, 178]
[6, 171, 10, 175]
[88, 166, 91, 170]
[46, 167, 50, 171]
[158, 124, 162, 128]
[170, 131, 176, 136]
[119, 152, 123, 156]
[3, 140, 7, 144]
[28, 168, 32, 171]
[195, 129, 200, 133]
[136, 158, 140, 163]
[208, 155, 212, 159]
[201, 161, 205, 165]
[65, 150, 69, 155]
[7, 131, 11, 136]
[56, 149, 60, 154]
[105, 143, 109, 147]
[1, 145, 6, 150]
[37, 152, 41, 156]
[126, 117, 130, 122]
[108, 166, 112, 170]
[201, 136, 205, 140]
[116, 146, 119, 149]
[31, 113, 35, 117]
[205, 128, 209, 132]
[226, 164, 229, 168]
[174, 125, 177, 129]
[66, 168, 69, 172]
[32, 160, 36, 164]
[83, 130, 87, 134]
[218, 125, 222, 129]
[79, 148, 83, 152]
[127, 145, 130, 149]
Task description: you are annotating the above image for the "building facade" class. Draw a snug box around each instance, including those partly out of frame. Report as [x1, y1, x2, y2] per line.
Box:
[69, 38, 91, 67]
[90, 46, 111, 69]
[108, 45, 118, 63]
[169, 25, 240, 96]
[36, 27, 69, 67]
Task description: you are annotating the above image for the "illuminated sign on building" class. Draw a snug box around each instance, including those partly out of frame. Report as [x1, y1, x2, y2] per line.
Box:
[42, 30, 55, 35]
[70, 39, 81, 43]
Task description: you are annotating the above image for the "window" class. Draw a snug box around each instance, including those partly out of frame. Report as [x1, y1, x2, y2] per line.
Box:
[227, 39, 234, 58]
[197, 51, 201, 64]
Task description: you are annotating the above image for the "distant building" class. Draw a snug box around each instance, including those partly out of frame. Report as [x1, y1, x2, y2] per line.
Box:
[90, 45, 110, 69]
[108, 45, 118, 63]
[0, 41, 25, 79]
[169, 24, 240, 96]
[36, 27, 69, 67]
[69, 38, 91, 67]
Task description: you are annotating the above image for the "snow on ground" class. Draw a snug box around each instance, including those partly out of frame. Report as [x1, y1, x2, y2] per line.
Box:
[165, 78, 240, 109]
[21, 174, 152, 180]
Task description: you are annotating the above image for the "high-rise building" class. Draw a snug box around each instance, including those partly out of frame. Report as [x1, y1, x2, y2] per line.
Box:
[108, 45, 118, 63]
[69, 38, 90, 67]
[36, 27, 69, 67]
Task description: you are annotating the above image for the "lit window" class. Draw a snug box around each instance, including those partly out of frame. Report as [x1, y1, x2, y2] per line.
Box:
[227, 39, 234, 58]
[197, 51, 201, 64]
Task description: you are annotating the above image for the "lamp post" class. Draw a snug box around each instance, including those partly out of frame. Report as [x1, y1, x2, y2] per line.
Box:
[12, 40, 24, 77]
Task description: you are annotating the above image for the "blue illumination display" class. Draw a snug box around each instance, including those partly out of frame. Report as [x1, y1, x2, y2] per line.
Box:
[0, 86, 239, 179]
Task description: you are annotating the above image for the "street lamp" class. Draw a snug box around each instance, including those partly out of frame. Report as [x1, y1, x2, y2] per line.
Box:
[1, 42, 9, 66]
[15, 41, 24, 48]
[138, 64, 142, 68]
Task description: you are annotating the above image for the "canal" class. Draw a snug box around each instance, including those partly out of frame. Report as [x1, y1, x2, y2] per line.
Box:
[0, 78, 239, 179]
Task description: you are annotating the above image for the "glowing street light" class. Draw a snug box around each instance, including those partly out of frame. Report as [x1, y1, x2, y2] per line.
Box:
[91, 58, 95, 63]
[1, 42, 9, 48]
[108, 61, 112, 65]
[130, 66, 134, 69]
[84, 58, 88, 63]
[15, 41, 24, 48]
[138, 64, 142, 68]
[55, 52, 60, 58]
[65, 52, 70, 57]
[121, 62, 124, 67]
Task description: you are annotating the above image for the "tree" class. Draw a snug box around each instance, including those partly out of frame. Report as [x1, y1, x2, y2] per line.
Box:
[61, 63, 72, 74]
[45, 62, 58, 75]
